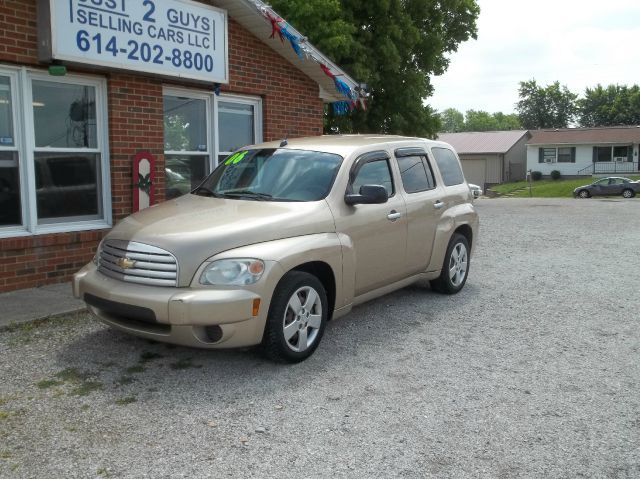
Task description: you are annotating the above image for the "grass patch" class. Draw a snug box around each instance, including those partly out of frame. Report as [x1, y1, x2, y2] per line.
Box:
[0, 395, 18, 407]
[55, 368, 89, 382]
[490, 176, 640, 198]
[0, 451, 11, 459]
[115, 396, 137, 406]
[36, 379, 63, 390]
[125, 365, 145, 374]
[69, 381, 103, 397]
[169, 358, 202, 370]
[0, 411, 10, 420]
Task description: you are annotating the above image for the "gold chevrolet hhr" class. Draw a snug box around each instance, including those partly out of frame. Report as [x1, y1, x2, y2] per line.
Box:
[73, 135, 479, 362]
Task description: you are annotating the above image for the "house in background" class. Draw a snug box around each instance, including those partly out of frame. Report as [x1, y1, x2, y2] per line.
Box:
[438, 130, 530, 189]
[526, 126, 640, 177]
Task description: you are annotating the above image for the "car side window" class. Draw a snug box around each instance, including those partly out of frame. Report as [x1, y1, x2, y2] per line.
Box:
[352, 159, 394, 196]
[397, 155, 435, 193]
[431, 147, 465, 186]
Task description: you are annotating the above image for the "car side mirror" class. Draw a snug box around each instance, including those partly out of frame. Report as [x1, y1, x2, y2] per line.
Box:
[344, 184, 389, 205]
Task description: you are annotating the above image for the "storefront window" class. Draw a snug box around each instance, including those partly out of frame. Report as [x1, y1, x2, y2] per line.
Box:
[163, 90, 262, 199]
[0, 151, 21, 227]
[0, 67, 110, 237]
[34, 153, 101, 220]
[163, 93, 210, 200]
[0, 75, 21, 227]
[218, 101, 255, 158]
[0, 76, 14, 146]
[32, 79, 103, 224]
[32, 81, 97, 148]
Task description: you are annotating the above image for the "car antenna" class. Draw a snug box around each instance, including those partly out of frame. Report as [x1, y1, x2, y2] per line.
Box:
[280, 131, 289, 147]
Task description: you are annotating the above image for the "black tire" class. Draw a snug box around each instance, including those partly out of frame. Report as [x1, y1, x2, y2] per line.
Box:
[622, 189, 635, 199]
[262, 271, 328, 363]
[430, 233, 470, 295]
[578, 190, 590, 199]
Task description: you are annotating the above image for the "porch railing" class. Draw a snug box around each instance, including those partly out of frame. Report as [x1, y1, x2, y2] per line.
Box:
[577, 162, 639, 175]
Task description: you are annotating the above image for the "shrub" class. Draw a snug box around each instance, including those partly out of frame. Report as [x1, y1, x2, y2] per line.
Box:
[531, 171, 542, 181]
[550, 170, 561, 180]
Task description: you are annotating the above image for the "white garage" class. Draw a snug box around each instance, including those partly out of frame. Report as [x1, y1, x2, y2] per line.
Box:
[438, 130, 530, 187]
[461, 159, 487, 187]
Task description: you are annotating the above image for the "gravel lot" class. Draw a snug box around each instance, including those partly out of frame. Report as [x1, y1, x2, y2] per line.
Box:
[1, 198, 638, 479]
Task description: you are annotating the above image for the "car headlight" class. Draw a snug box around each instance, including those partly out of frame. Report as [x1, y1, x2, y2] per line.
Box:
[200, 259, 265, 286]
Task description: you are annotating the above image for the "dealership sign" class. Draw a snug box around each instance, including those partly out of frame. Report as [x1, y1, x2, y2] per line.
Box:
[38, 0, 228, 83]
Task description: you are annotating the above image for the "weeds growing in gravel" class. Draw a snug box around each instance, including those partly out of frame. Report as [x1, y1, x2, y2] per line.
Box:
[36, 379, 63, 389]
[69, 381, 103, 397]
[115, 396, 137, 406]
[125, 365, 145, 374]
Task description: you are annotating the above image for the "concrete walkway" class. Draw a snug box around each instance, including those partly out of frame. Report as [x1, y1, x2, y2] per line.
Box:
[0, 282, 85, 328]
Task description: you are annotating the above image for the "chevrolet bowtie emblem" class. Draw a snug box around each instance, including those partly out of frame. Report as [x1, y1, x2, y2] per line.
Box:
[117, 257, 136, 269]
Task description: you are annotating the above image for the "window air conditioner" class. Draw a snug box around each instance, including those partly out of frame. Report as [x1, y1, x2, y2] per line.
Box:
[614, 157, 626, 162]
[544, 158, 553, 163]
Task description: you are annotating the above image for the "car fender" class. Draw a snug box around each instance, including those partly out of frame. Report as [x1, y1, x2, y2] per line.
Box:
[206, 232, 346, 313]
[426, 202, 479, 273]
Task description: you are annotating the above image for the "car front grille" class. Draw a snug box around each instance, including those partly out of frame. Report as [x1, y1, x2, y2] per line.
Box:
[98, 240, 178, 287]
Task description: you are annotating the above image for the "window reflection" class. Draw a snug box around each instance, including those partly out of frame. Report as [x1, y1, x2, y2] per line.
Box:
[32, 81, 97, 148]
[34, 153, 101, 221]
[218, 102, 254, 152]
[0, 151, 21, 226]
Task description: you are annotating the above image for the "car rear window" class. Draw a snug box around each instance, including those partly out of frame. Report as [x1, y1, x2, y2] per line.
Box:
[397, 155, 435, 193]
[431, 147, 465, 186]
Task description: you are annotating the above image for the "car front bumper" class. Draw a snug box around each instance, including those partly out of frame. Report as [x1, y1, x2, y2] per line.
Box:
[72, 262, 283, 349]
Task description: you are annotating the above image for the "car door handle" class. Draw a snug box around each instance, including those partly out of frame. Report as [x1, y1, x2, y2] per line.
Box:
[387, 210, 402, 221]
[434, 200, 445, 209]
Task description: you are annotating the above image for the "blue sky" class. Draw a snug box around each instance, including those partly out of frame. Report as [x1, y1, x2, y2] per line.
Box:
[429, 0, 640, 115]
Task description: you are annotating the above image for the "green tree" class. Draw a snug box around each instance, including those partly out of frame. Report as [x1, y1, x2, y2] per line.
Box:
[516, 80, 578, 129]
[464, 110, 499, 131]
[492, 112, 522, 130]
[579, 84, 640, 127]
[439, 108, 465, 132]
[270, 0, 480, 137]
[437, 109, 521, 132]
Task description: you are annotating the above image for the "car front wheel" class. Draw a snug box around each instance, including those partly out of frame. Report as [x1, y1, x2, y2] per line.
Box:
[430, 233, 470, 295]
[578, 190, 590, 198]
[262, 271, 328, 363]
[622, 189, 635, 198]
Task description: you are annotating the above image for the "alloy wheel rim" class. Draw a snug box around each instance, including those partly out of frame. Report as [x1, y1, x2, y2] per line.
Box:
[623, 190, 632, 198]
[282, 286, 322, 352]
[448, 243, 468, 287]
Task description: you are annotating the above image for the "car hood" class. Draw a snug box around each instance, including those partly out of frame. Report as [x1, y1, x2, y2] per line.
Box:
[105, 194, 336, 285]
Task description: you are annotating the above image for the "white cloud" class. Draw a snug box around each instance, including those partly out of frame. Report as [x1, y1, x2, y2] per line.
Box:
[429, 0, 640, 114]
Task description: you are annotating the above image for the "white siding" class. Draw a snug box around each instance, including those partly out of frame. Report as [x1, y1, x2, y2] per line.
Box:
[527, 145, 593, 175]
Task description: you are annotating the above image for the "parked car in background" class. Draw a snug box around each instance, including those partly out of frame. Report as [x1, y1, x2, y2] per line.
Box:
[573, 177, 640, 199]
[468, 183, 482, 199]
[74, 135, 479, 362]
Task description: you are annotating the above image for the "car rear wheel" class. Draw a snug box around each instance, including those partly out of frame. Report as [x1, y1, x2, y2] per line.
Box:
[262, 271, 328, 363]
[578, 190, 590, 198]
[622, 189, 635, 198]
[430, 233, 470, 295]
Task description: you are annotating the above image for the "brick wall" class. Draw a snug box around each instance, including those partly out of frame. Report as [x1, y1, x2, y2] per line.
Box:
[0, 1, 324, 293]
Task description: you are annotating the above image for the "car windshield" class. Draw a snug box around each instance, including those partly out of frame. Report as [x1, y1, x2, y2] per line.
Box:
[194, 148, 343, 202]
